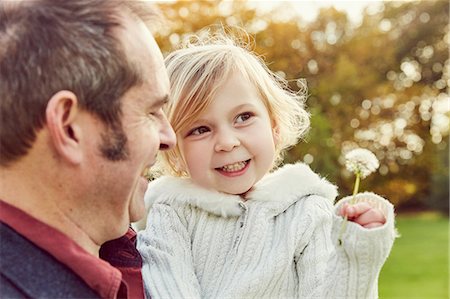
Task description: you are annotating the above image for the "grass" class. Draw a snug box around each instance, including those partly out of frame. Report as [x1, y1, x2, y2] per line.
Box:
[379, 212, 449, 299]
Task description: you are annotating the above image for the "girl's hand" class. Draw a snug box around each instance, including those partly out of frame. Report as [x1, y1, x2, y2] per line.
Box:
[339, 202, 386, 228]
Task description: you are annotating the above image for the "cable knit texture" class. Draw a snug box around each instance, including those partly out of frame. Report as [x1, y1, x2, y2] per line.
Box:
[137, 163, 396, 299]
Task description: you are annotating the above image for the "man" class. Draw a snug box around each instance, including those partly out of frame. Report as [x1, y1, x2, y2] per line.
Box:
[0, 0, 176, 298]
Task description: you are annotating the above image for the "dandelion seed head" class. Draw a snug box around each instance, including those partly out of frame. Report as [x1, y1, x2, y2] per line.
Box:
[345, 148, 379, 179]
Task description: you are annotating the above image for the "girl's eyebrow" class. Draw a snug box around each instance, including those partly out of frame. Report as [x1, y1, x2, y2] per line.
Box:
[188, 118, 209, 128]
[233, 103, 256, 111]
[187, 102, 260, 128]
[230, 103, 260, 116]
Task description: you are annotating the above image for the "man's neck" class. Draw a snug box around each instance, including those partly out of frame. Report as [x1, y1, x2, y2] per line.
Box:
[0, 167, 101, 257]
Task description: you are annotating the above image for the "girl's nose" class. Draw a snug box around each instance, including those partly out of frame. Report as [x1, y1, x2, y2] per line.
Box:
[214, 130, 240, 152]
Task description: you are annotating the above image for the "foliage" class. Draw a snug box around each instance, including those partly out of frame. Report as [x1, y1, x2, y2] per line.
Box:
[154, 0, 449, 213]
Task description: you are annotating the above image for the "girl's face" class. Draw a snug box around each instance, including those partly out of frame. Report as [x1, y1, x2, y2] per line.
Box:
[177, 71, 277, 195]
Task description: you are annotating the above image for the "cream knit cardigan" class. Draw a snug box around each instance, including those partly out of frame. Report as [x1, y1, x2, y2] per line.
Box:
[137, 163, 396, 299]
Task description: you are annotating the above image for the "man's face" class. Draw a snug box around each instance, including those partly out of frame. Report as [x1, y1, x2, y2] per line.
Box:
[85, 16, 175, 238]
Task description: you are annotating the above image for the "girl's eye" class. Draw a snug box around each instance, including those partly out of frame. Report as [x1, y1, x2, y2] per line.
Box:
[236, 112, 253, 123]
[188, 126, 210, 136]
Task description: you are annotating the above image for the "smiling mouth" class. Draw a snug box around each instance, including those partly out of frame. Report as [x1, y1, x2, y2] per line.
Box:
[216, 159, 250, 172]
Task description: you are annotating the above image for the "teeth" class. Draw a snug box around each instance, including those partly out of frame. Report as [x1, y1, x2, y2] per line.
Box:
[220, 161, 247, 172]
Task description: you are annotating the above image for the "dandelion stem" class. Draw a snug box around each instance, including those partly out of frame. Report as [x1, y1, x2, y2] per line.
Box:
[339, 171, 361, 245]
[350, 172, 361, 204]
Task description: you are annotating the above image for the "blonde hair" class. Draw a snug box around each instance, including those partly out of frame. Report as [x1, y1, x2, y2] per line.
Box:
[156, 31, 310, 177]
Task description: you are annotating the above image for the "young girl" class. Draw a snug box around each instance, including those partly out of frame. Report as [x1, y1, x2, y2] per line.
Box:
[137, 33, 396, 298]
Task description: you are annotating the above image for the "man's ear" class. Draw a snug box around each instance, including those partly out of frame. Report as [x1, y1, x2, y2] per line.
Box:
[45, 90, 82, 164]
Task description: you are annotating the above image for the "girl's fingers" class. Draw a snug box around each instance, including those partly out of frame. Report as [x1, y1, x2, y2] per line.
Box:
[363, 222, 385, 228]
[342, 202, 372, 218]
[340, 201, 386, 228]
[354, 208, 386, 226]
[339, 202, 349, 217]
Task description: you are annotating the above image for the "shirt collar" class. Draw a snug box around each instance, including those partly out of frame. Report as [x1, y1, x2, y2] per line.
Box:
[0, 200, 122, 299]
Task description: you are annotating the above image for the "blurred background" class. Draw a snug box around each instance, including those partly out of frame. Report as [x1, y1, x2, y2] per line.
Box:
[150, 1, 449, 298]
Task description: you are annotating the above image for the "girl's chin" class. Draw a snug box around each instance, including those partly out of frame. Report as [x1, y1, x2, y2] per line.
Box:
[220, 185, 253, 197]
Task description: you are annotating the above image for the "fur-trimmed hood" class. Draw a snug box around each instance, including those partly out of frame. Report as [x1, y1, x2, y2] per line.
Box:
[144, 163, 338, 218]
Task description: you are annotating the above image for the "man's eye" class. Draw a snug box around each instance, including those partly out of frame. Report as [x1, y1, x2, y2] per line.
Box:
[147, 110, 157, 117]
[236, 112, 253, 123]
[188, 126, 210, 136]
[148, 109, 163, 119]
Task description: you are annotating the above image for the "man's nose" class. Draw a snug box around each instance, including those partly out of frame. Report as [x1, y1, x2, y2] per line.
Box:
[159, 114, 176, 150]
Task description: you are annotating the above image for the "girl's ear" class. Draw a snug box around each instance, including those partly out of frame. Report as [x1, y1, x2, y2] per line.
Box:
[272, 122, 280, 145]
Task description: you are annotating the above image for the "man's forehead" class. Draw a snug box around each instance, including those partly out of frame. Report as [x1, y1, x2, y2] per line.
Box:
[141, 63, 170, 100]
[116, 13, 170, 106]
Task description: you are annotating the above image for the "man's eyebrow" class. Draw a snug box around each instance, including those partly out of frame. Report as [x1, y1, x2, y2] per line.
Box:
[151, 94, 169, 107]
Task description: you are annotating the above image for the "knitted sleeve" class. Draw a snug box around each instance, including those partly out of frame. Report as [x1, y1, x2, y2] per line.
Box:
[327, 192, 397, 298]
[295, 193, 396, 298]
[137, 203, 201, 299]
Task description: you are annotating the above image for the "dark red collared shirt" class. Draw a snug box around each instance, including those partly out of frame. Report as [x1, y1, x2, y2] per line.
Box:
[0, 200, 143, 299]
[100, 228, 145, 299]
